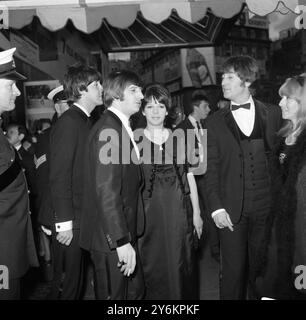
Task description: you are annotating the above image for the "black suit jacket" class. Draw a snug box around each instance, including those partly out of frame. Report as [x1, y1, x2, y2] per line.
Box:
[49, 105, 91, 229]
[34, 128, 53, 227]
[204, 99, 282, 223]
[0, 129, 38, 278]
[18, 146, 37, 195]
[80, 110, 144, 252]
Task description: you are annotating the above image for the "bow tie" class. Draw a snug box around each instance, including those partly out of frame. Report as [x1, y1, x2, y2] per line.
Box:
[231, 103, 251, 111]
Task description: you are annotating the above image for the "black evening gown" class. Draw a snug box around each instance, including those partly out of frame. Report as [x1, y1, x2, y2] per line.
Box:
[138, 131, 197, 300]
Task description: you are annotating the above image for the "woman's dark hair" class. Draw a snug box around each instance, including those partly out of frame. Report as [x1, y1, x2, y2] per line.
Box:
[141, 83, 171, 112]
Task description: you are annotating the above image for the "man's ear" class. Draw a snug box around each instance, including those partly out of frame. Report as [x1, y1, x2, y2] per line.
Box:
[18, 133, 25, 142]
[54, 103, 60, 115]
[244, 81, 251, 88]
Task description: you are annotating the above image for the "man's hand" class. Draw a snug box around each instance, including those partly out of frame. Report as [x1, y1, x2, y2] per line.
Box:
[56, 230, 73, 246]
[213, 210, 234, 231]
[116, 243, 136, 277]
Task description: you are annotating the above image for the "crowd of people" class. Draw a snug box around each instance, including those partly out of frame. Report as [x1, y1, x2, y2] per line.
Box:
[0, 46, 306, 300]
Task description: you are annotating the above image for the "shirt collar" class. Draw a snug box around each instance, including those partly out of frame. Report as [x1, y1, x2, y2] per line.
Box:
[108, 106, 130, 128]
[15, 144, 22, 151]
[73, 103, 90, 117]
[188, 115, 198, 127]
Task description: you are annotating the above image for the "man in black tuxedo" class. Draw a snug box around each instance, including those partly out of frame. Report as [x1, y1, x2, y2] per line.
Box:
[49, 65, 103, 299]
[204, 56, 282, 299]
[80, 70, 145, 300]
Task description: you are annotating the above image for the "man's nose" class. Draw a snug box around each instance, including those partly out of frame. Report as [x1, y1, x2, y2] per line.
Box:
[13, 84, 21, 96]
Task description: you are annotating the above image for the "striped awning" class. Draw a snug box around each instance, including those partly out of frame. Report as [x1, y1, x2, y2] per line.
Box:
[95, 9, 237, 52]
[0, 0, 302, 32]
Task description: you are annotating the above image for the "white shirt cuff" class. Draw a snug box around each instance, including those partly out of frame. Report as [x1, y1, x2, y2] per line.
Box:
[211, 208, 225, 218]
[55, 220, 73, 232]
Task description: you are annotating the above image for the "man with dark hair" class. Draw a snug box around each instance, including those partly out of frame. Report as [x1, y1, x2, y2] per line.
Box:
[0, 48, 38, 300]
[49, 65, 103, 299]
[204, 55, 282, 299]
[80, 70, 145, 300]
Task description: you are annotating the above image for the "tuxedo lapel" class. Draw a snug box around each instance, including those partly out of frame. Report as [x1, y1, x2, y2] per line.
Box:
[222, 106, 241, 147]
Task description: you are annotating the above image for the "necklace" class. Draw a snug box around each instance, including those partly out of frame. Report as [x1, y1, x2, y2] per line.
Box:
[144, 128, 169, 150]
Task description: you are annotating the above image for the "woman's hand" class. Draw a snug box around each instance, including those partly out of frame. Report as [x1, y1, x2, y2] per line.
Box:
[193, 211, 203, 239]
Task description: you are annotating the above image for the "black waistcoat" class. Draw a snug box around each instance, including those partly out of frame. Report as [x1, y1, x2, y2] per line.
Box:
[232, 108, 271, 210]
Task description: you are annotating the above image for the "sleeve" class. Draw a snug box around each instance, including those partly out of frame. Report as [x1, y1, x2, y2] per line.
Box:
[49, 115, 78, 223]
[203, 119, 223, 214]
[94, 129, 131, 250]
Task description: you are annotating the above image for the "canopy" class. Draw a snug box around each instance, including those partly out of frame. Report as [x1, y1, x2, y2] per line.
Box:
[0, 0, 302, 32]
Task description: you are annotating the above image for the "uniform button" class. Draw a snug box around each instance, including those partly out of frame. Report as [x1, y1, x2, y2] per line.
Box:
[250, 157, 254, 160]
[239, 174, 242, 178]
[28, 190, 30, 194]
[238, 154, 242, 158]
[249, 152, 252, 155]
[11, 158, 14, 162]
[251, 170, 254, 174]
[22, 168, 25, 172]
[253, 183, 256, 186]
[251, 165, 254, 168]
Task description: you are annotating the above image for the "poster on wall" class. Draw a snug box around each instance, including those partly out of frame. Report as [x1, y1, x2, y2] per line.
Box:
[181, 47, 216, 88]
[24, 80, 60, 130]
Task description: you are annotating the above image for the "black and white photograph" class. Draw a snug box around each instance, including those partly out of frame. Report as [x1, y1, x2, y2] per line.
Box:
[0, 0, 306, 305]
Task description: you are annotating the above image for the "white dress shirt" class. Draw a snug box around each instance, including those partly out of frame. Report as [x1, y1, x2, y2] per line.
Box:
[108, 106, 140, 160]
[231, 95, 255, 137]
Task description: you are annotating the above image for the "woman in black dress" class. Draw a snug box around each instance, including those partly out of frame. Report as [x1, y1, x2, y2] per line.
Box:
[135, 83, 203, 300]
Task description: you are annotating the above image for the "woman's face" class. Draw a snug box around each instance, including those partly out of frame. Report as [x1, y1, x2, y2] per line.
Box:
[279, 95, 300, 122]
[143, 97, 168, 127]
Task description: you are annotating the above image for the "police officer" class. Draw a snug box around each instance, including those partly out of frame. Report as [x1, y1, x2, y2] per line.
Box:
[0, 47, 38, 300]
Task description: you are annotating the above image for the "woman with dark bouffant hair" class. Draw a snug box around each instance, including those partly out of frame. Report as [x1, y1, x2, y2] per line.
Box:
[135, 83, 203, 300]
[257, 74, 306, 300]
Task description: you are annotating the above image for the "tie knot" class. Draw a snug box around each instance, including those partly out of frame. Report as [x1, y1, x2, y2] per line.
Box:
[231, 103, 251, 111]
